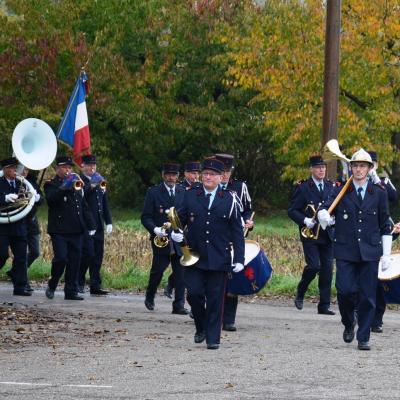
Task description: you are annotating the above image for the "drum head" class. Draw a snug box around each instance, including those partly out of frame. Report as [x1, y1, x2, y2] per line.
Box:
[244, 240, 260, 265]
[378, 253, 400, 281]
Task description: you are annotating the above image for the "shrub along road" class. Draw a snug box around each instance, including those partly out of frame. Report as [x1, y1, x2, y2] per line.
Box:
[0, 283, 399, 399]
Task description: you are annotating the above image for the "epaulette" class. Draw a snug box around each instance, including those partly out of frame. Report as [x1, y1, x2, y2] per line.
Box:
[373, 182, 386, 191]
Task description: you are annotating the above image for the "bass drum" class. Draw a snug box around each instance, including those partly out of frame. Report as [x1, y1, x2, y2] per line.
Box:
[227, 240, 273, 296]
[378, 252, 400, 304]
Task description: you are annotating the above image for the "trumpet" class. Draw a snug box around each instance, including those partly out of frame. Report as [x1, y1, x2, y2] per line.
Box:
[90, 172, 107, 190]
[61, 173, 84, 190]
[153, 222, 171, 248]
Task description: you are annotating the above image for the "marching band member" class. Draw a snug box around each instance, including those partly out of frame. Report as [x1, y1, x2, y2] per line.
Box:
[318, 149, 391, 350]
[172, 158, 245, 349]
[215, 153, 253, 332]
[0, 157, 31, 296]
[288, 155, 336, 315]
[164, 161, 201, 299]
[44, 156, 96, 300]
[141, 163, 188, 314]
[368, 151, 397, 333]
[78, 154, 112, 295]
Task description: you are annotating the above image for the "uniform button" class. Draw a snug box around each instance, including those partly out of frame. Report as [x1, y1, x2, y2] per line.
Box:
[359, 211, 362, 214]
[77, 212, 80, 215]
[206, 240, 209, 243]
[207, 212, 210, 215]
[359, 220, 362, 223]
[334, 239, 336, 242]
[206, 221, 210, 224]
[358, 238, 361, 242]
[206, 231, 210, 234]
[358, 229, 361, 232]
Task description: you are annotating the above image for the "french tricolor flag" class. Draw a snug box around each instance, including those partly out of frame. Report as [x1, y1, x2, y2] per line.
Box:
[57, 71, 91, 165]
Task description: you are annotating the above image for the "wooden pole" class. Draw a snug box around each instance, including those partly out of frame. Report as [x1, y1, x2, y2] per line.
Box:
[322, 0, 341, 180]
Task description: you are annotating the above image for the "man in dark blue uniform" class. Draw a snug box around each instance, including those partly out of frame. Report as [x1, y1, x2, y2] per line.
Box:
[288, 155, 336, 315]
[44, 156, 96, 300]
[0, 157, 32, 296]
[165, 161, 201, 299]
[367, 151, 398, 333]
[78, 154, 112, 295]
[141, 163, 188, 314]
[318, 149, 392, 350]
[214, 153, 253, 332]
[172, 158, 245, 349]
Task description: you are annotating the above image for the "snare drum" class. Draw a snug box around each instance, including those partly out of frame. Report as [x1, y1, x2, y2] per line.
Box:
[227, 240, 273, 295]
[378, 252, 400, 304]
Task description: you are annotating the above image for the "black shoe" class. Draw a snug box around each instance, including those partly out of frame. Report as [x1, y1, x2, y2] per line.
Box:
[144, 299, 154, 311]
[207, 343, 219, 350]
[13, 289, 32, 296]
[294, 293, 304, 310]
[194, 332, 206, 343]
[172, 308, 189, 315]
[318, 309, 335, 315]
[65, 294, 84, 300]
[164, 286, 173, 299]
[371, 325, 383, 333]
[189, 310, 194, 319]
[25, 283, 34, 292]
[45, 287, 54, 299]
[90, 288, 109, 295]
[222, 324, 237, 332]
[343, 324, 355, 343]
[358, 341, 371, 350]
[77, 286, 85, 294]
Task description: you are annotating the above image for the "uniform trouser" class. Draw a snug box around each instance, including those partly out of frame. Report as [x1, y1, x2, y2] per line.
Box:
[298, 240, 333, 310]
[336, 259, 378, 343]
[372, 280, 386, 328]
[27, 233, 40, 269]
[184, 268, 226, 345]
[223, 293, 238, 325]
[78, 230, 105, 289]
[167, 272, 174, 290]
[146, 253, 185, 310]
[48, 233, 83, 295]
[0, 235, 28, 291]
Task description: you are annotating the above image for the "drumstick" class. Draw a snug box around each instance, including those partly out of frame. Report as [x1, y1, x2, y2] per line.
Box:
[244, 211, 255, 238]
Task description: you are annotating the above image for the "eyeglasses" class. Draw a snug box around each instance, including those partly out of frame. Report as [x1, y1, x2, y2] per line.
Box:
[202, 172, 221, 177]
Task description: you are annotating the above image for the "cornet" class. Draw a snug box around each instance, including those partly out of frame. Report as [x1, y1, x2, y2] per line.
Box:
[153, 222, 171, 248]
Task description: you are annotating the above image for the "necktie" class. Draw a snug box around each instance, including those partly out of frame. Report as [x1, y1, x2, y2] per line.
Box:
[318, 183, 323, 193]
[11, 181, 16, 190]
[206, 193, 212, 209]
[357, 187, 363, 204]
[169, 188, 174, 198]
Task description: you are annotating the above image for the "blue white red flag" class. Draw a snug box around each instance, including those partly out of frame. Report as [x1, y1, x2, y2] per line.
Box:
[57, 71, 91, 165]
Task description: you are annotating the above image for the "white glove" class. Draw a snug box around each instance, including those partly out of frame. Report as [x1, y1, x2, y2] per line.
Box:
[154, 227, 167, 238]
[106, 224, 113, 234]
[232, 263, 244, 273]
[382, 235, 392, 256]
[34, 193, 41, 203]
[89, 230, 96, 236]
[328, 215, 335, 226]
[369, 169, 381, 184]
[381, 255, 391, 272]
[171, 230, 184, 243]
[5, 193, 18, 203]
[317, 209, 331, 230]
[303, 217, 316, 229]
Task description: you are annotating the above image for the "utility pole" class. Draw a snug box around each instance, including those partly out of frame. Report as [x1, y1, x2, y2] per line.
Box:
[322, 0, 341, 180]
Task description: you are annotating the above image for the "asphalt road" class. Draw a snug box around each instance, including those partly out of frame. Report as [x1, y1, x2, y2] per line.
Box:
[0, 283, 400, 400]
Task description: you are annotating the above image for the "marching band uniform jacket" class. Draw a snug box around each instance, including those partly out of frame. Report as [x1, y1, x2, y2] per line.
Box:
[141, 183, 185, 256]
[80, 174, 112, 232]
[288, 178, 335, 243]
[178, 186, 245, 271]
[44, 176, 96, 234]
[326, 181, 391, 262]
[0, 176, 27, 237]
[224, 179, 252, 222]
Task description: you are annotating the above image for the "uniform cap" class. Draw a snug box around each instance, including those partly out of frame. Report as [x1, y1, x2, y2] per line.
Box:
[82, 154, 97, 164]
[202, 158, 224, 173]
[309, 155, 326, 167]
[56, 155, 74, 166]
[184, 161, 201, 172]
[0, 157, 18, 168]
[215, 153, 234, 170]
[162, 163, 180, 174]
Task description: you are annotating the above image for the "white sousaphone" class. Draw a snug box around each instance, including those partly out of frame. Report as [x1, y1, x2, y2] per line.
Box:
[0, 118, 57, 224]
